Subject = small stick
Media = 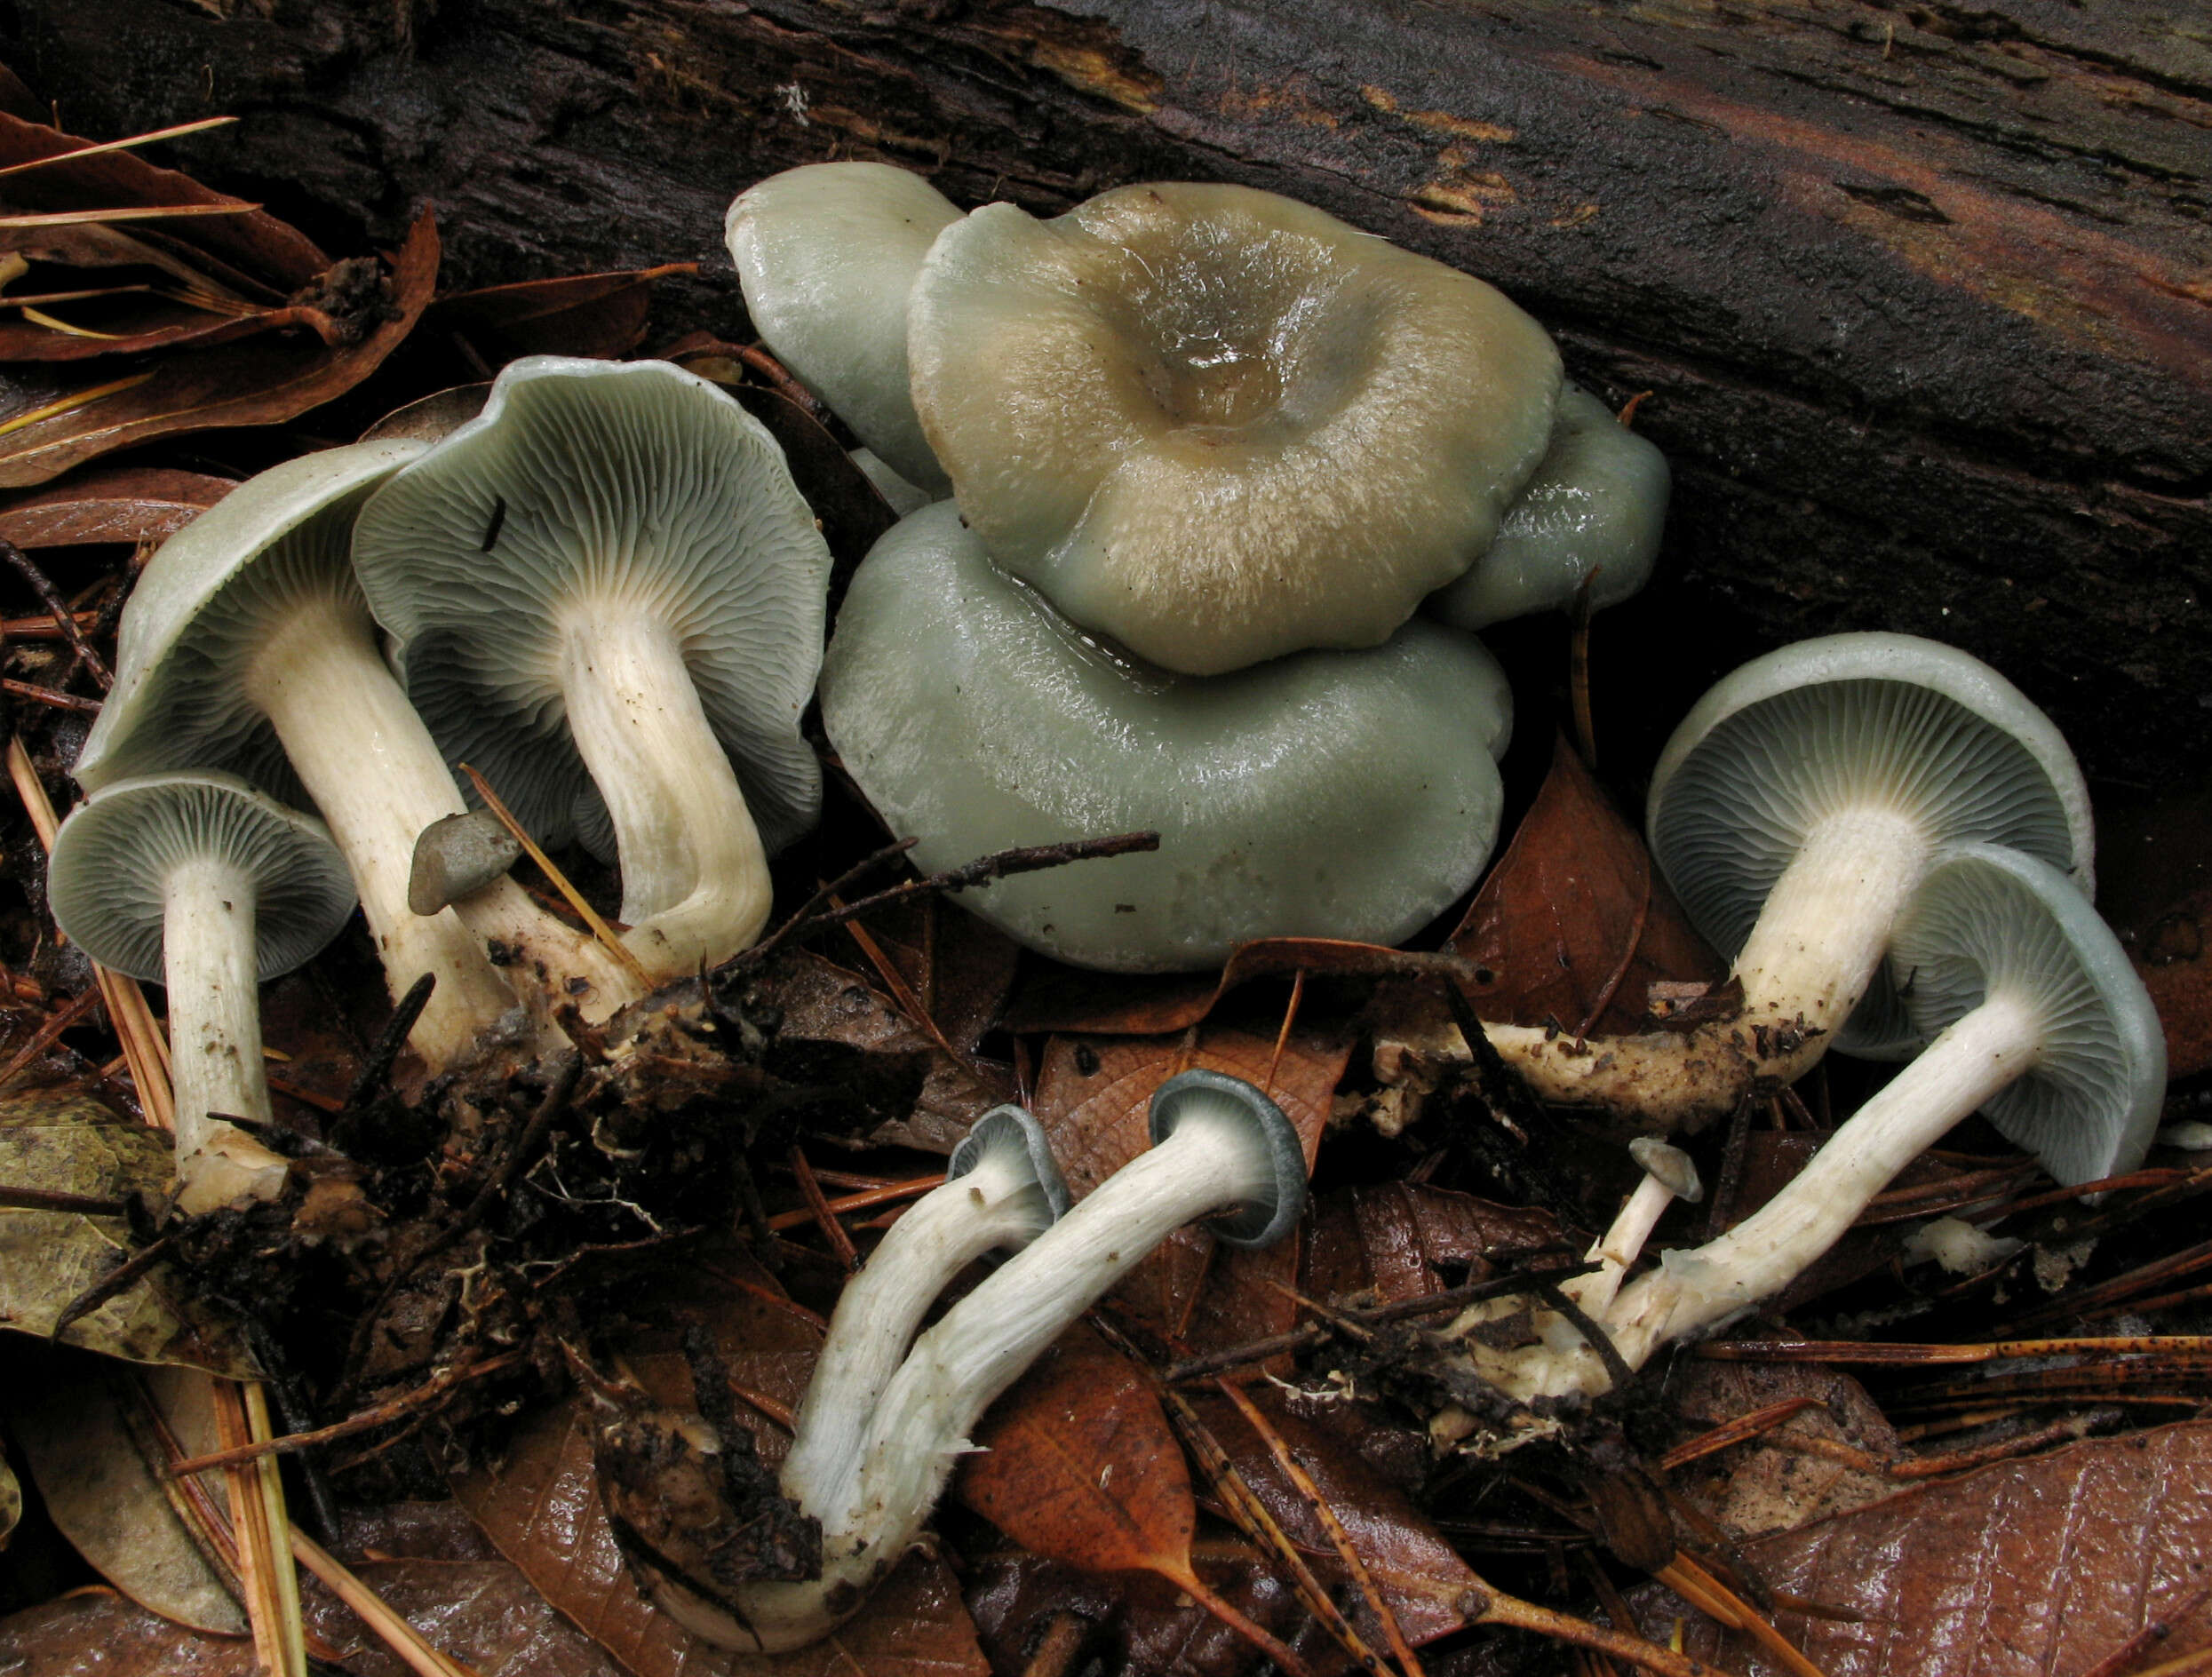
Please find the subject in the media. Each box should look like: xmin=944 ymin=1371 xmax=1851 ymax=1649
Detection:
xmin=0 ymin=983 xmax=105 ymax=1083
xmin=290 ymin=1529 xmax=476 ymax=1677
xmin=0 ymin=372 xmax=154 ymax=441
xmin=1263 ymin=968 xmax=1307 ymax=1096
xmin=458 ymin=763 xmax=651 ymax=990
xmin=1699 ymin=1336 xmax=2212 ymax=1367
xmin=0 ymin=203 xmax=262 ymax=227
xmin=0 ymin=677 xmax=101 ymax=713
xmin=765 ymin=1173 xmax=943 ymax=1231
xmin=210 ymin=1377 xmax=307 ymax=1677
xmin=340 ymin=972 xmax=436 ymax=1112
xmin=1658 ymin=1398 xmax=1824 ymax=1472
xmin=789 ymin=1145 xmax=860 ymax=1271
xmin=50 ymin=1231 xmax=174 ymax=1338
xmin=738 ymin=835 xmax=918 ymax=968
xmin=0 ymin=535 xmax=111 ymax=688
xmin=1655 ymin=1554 xmax=1828 ymax=1677
xmin=0 ymin=610 xmax=101 ymax=639
xmin=0 ymin=1183 xmax=126 ymax=1214
xmin=0 ymin=115 xmax=241 ymax=177
xmin=171 ymin=1350 xmax=529 ymax=1474
xmin=1466 ymin=1584 xmax=1734 ymax=1677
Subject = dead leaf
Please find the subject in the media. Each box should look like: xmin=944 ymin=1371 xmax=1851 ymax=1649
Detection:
xmin=356 ymin=381 xmax=490 ymax=446
xmin=0 ymin=1588 xmax=256 ymax=1676
xmin=8 ymin=1349 xmax=244 ymax=1634
xmin=1030 ymin=1025 xmax=1348 ymax=1345
xmin=1665 ymin=1358 xmax=1903 ymax=1536
xmin=0 ymin=1452 xmax=18 ymax=1549
xmin=1649 ymin=1418 xmax=2212 ymax=1675
xmin=0 ymin=208 xmax=438 ymax=487
xmin=431 ymin=266 xmax=695 ymax=362
xmin=1302 ymin=1181 xmax=1566 ymax=1311
xmin=1195 ymin=1387 xmax=1483 ymax=1648
xmin=0 ymin=464 xmax=232 ymax=548
xmin=453 ymin=1244 xmax=991 ymax=1677
xmin=1451 ymin=734 xmax=1724 ymax=1036
xmin=1007 ymin=937 xmax=1444 ymax=1037
xmin=851 ymin=898 xmax=1023 ymax=1060
xmin=0 ymin=1085 xmax=252 ymax=1372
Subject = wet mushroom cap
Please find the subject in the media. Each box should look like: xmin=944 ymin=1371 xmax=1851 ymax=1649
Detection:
xmin=1886 ymin=844 xmax=2164 ymax=1186
xmin=1429 ymin=385 xmax=1670 ymax=631
xmin=908 ymin=181 xmax=1562 ymax=674
xmin=726 ymin=163 xmax=961 ymax=493
xmin=819 ymin=501 xmax=1513 ymax=973
xmin=348 ymin=355 xmax=831 ymax=859
xmin=48 ymin=770 xmax=355 ymax=985
xmin=1647 ymin=632 xmax=2093 ymax=1058
xmin=1147 ymin=1069 xmax=1304 ymax=1248
xmin=73 ymin=439 xmax=426 ymax=799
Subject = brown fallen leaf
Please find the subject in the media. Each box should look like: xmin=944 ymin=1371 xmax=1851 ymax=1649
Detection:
xmin=1647 ymin=1418 xmax=2212 ymax=1675
xmin=1662 ymin=1356 xmax=1903 ymax=1538
xmin=453 ymin=1244 xmax=991 ymax=1677
xmin=0 ymin=464 xmax=232 ymax=548
xmin=0 ymin=207 xmax=438 ymax=487
xmin=1030 ymin=1024 xmax=1349 ymax=1346
xmin=957 ymin=1326 xmax=1308 ymax=1667
xmin=1451 ymin=733 xmax=1724 ymax=1036
xmin=1302 ymin=1180 xmax=1566 ymax=1310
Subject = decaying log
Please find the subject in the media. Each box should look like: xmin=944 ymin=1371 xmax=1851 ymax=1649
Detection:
xmin=5 ymin=0 xmax=2208 ymax=785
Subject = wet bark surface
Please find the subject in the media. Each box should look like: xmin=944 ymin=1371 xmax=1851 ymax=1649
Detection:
xmin=8 ymin=0 xmax=2209 ymax=788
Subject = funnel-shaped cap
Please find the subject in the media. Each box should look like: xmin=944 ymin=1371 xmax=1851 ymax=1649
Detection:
xmin=950 ymin=1104 xmax=1072 ymax=1223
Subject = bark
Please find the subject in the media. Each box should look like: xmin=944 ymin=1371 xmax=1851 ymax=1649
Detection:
xmin=7 ymin=0 xmax=2208 ymax=787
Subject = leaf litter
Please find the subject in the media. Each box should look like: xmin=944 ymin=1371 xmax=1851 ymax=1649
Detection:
xmin=0 ymin=80 xmax=2203 ymax=1677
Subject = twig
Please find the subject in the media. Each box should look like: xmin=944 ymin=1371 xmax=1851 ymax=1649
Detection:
xmin=0 ymin=983 xmax=105 ymax=1083
xmin=340 ymin=972 xmax=435 ymax=1113
xmin=0 ymin=676 xmax=100 ymax=712
xmin=765 ymin=1172 xmax=943 ymax=1231
xmin=0 ymin=115 xmax=240 ymax=177
xmin=0 ymin=203 xmax=261 ymax=227
xmin=0 ymin=1182 xmax=126 ymax=1215
xmin=0 ymin=373 xmax=154 ymax=441
xmin=0 ymin=535 xmax=111 ymax=688
xmin=789 ymin=1145 xmax=859 ymax=1271
xmin=50 ymin=1231 xmax=174 ymax=1339
xmin=1699 ymin=1336 xmax=2212 ymax=1367
xmin=458 ymin=762 xmax=650 ymax=990
xmin=290 ymin=1529 xmax=477 ymax=1677
xmin=210 ymin=1377 xmax=307 ymax=1677
xmin=737 ymin=836 xmax=917 ymax=968
xmin=1464 ymin=1587 xmax=1734 ymax=1677
xmin=1658 ymin=1399 xmax=1824 ymax=1472
xmin=171 ymin=1350 xmax=529 ymax=1474
xmin=1654 ymin=1554 xmax=1828 ymax=1677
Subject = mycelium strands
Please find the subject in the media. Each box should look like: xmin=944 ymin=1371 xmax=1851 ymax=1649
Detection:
xmin=1474 ymin=635 xmax=2093 ymax=1128
xmin=1474 ymin=846 xmax=2163 ymax=1403
xmin=48 ymin=773 xmax=354 ymax=1215
xmin=910 ymin=182 xmax=1562 ymax=674
xmin=70 ymin=443 xmax=638 ymax=1066
xmin=780 ymin=1105 xmax=1068 ymax=1530
xmin=352 ymin=357 xmax=832 ymax=984
xmin=820 ymin=502 xmax=1511 ymax=973
xmin=1429 ymin=385 xmax=1671 ymax=631
xmin=671 ymin=1072 xmax=1305 ymax=1651
xmin=726 ymin=163 xmax=961 ymax=492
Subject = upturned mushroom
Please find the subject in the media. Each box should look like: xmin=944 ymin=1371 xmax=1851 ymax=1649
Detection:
xmin=1481 ymin=633 xmax=2093 ymax=1125
xmin=907 ymin=180 xmax=1562 ymax=674
xmin=779 ymin=1105 xmax=1069 ymax=1528
xmin=1428 ymin=385 xmax=1670 ymax=631
xmin=820 ymin=501 xmax=1513 ymax=972
xmin=73 ymin=441 xmax=642 ymax=1068
xmin=725 ymin=162 xmax=962 ymax=493
xmin=656 ymin=1070 xmax=1307 ymax=1650
xmin=350 ymin=356 xmax=835 ymax=982
xmin=48 ymin=771 xmax=354 ymax=1213
xmin=1471 ymin=846 xmax=2162 ymax=1402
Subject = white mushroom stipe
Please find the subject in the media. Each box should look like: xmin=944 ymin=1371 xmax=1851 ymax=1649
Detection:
xmin=1566 ymin=1137 xmax=1700 ymax=1319
xmin=1477 ymin=634 xmax=2094 ymax=1126
xmin=779 ymin=1106 xmax=1069 ymax=1530
xmin=48 ymin=773 xmax=354 ymax=1214
xmin=351 ymin=356 xmax=834 ymax=983
xmin=74 ymin=441 xmax=642 ymax=1067
xmin=1471 ymin=846 xmax=2162 ymax=1403
xmin=665 ymin=1070 xmax=1305 ymax=1650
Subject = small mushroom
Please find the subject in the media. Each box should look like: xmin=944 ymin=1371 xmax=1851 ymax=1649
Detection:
xmin=1428 ymin=385 xmax=1670 ymax=631
xmin=73 ymin=441 xmax=642 ymax=1067
xmin=1566 ymin=1137 xmax=1702 ymax=1318
xmin=1484 ymin=633 xmax=2093 ymax=1124
xmin=725 ymin=162 xmax=962 ymax=492
xmin=819 ymin=502 xmax=1512 ymax=972
xmin=907 ymin=181 xmax=1562 ymax=674
xmin=1514 ymin=846 xmax=2162 ymax=1398
xmin=350 ymin=356 xmax=834 ymax=981
xmin=48 ymin=772 xmax=354 ymax=1213
xmin=779 ymin=1105 xmax=1069 ymax=1529
xmin=669 ymin=1069 xmax=1307 ymax=1650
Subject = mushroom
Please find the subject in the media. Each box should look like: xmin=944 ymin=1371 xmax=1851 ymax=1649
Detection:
xmin=819 ymin=501 xmax=1513 ymax=972
xmin=1428 ymin=385 xmax=1670 ymax=631
xmin=780 ymin=1104 xmax=1069 ymax=1526
xmin=1482 ymin=845 xmax=2163 ymax=1401
xmin=73 ymin=441 xmax=642 ymax=1068
xmin=1566 ymin=1137 xmax=1701 ymax=1318
xmin=48 ymin=772 xmax=354 ymax=1214
xmin=664 ymin=1069 xmax=1307 ymax=1650
xmin=906 ymin=180 xmax=1562 ymax=675
xmin=349 ymin=355 xmax=835 ymax=982
xmin=1481 ymin=633 xmax=2093 ymax=1125
xmin=725 ymin=162 xmax=962 ymax=492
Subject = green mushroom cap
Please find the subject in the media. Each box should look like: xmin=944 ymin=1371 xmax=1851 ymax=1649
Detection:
xmin=820 ymin=501 xmax=1512 ymax=973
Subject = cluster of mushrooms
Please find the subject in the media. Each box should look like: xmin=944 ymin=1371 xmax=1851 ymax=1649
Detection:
xmin=36 ymin=158 xmax=2163 ymax=1649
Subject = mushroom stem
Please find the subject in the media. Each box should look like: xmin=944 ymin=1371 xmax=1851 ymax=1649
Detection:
xmin=780 ymin=1129 xmax=1060 ymax=1525
xmin=246 ymin=595 xmax=639 ymax=1064
xmin=160 ymin=854 xmax=290 ymax=1214
xmin=1481 ymin=808 xmax=1930 ymax=1125
xmin=1493 ymin=990 xmax=2041 ymax=1402
xmin=558 ymin=611 xmax=773 ymax=979
xmin=1568 ymin=1173 xmax=1675 ymax=1320
xmin=709 ymin=1093 xmax=1288 ymax=1651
